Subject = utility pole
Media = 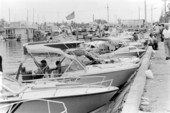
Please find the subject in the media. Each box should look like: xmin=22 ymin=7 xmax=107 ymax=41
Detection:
xmin=151 ymin=5 xmax=153 ymax=25
xmin=164 ymin=0 xmax=167 ymax=22
xmin=38 ymin=14 xmax=39 ymax=24
xmin=107 ymin=4 xmax=109 ymax=23
xmin=14 ymin=15 xmax=16 ymax=22
xmin=9 ymin=8 xmax=10 ymax=23
xmin=138 ymin=7 xmax=140 ymax=20
xmin=33 ymin=8 xmax=34 ymax=25
xmin=27 ymin=9 xmax=29 ymax=26
xmin=144 ymin=0 xmax=147 ymax=23
xmin=93 ymin=14 xmax=94 ymax=22
xmin=57 ymin=12 xmax=59 ymax=23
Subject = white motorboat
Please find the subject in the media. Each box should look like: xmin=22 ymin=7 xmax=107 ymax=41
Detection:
xmin=99 ymin=45 xmax=146 ymax=58
xmin=23 ymin=40 xmax=84 ymax=55
xmin=0 ymin=77 xmax=118 ymax=113
xmin=16 ymin=45 xmax=139 ymax=87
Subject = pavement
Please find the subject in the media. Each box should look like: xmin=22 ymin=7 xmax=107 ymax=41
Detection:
xmin=142 ymin=42 xmax=170 ymax=113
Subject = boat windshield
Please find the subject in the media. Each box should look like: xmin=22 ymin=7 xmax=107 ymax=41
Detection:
xmin=15 ymin=53 xmax=84 ymax=82
xmin=1 ymin=99 xmax=67 ymax=113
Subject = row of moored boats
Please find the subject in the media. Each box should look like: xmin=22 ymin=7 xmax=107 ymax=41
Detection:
xmin=0 ymin=33 xmax=148 ymax=113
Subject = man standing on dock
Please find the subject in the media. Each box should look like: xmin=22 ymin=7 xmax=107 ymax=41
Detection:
xmin=162 ymin=25 xmax=170 ymax=60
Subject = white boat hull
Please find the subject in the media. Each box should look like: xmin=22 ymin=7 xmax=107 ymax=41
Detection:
xmin=81 ymin=67 xmax=137 ymax=87
xmin=1 ymin=87 xmax=117 ymax=113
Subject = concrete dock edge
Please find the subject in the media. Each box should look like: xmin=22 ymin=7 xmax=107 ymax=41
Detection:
xmin=121 ymin=47 xmax=153 ymax=113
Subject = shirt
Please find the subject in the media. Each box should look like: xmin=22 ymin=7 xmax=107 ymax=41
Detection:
xmin=155 ymin=26 xmax=160 ymax=34
xmin=163 ymin=29 xmax=170 ymax=39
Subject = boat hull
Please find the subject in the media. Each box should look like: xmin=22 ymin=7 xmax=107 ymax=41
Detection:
xmin=5 ymin=90 xmax=116 ymax=113
xmin=114 ymin=51 xmax=145 ymax=58
xmin=23 ymin=41 xmax=83 ymax=54
xmin=79 ymin=67 xmax=137 ymax=87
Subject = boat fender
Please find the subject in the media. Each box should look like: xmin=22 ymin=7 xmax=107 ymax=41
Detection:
xmin=145 ymin=70 xmax=154 ymax=79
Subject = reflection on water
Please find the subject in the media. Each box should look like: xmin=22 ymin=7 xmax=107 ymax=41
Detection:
xmin=0 ymin=40 xmax=28 ymax=73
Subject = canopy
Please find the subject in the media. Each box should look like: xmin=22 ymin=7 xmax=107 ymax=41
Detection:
xmin=84 ymin=41 xmax=110 ymax=51
xmin=92 ymin=37 xmax=127 ymax=46
xmin=114 ymin=46 xmax=145 ymax=54
xmin=24 ymin=44 xmax=76 ymax=60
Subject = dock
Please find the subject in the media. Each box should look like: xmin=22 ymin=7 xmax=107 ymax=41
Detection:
xmin=92 ymin=42 xmax=170 ymax=113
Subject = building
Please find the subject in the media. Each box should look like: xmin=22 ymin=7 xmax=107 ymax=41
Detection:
xmin=4 ymin=21 xmax=37 ymax=39
xmin=119 ymin=19 xmax=145 ymax=28
xmin=4 ymin=27 xmax=36 ymax=39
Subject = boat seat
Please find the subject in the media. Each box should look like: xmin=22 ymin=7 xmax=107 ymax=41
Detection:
xmin=51 ymin=65 xmax=69 ymax=77
xmin=22 ymin=74 xmax=44 ymax=81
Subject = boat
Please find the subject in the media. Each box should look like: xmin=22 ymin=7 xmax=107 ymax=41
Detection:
xmin=23 ymin=40 xmax=84 ymax=54
xmin=18 ymin=44 xmax=139 ymax=87
xmin=82 ymin=37 xmax=127 ymax=54
xmin=79 ymin=37 xmax=145 ymax=57
xmin=97 ymin=45 xmax=146 ymax=58
xmin=111 ymin=45 xmax=146 ymax=58
xmin=0 ymin=77 xmax=118 ymax=113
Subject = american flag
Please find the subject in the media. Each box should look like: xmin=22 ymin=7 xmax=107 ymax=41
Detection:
xmin=66 ymin=11 xmax=75 ymax=20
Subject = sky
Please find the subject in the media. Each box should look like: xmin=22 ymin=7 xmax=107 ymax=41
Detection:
xmin=0 ymin=0 xmax=168 ymax=23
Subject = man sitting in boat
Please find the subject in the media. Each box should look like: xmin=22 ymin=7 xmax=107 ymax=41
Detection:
xmin=34 ymin=60 xmax=50 ymax=78
xmin=50 ymin=61 xmax=62 ymax=77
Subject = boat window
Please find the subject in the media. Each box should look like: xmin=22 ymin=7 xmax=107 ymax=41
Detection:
xmin=66 ymin=61 xmax=84 ymax=72
xmin=20 ymin=54 xmax=65 ymax=80
xmin=11 ymin=100 xmax=66 ymax=113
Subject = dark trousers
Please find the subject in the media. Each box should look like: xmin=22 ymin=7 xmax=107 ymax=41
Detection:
xmin=160 ymin=33 xmax=164 ymax=42
xmin=152 ymin=42 xmax=158 ymax=50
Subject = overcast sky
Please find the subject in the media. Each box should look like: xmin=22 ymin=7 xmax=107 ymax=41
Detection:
xmin=0 ymin=0 xmax=167 ymax=23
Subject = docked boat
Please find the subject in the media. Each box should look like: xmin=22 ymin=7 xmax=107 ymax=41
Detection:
xmin=99 ymin=45 xmax=146 ymax=58
xmin=0 ymin=77 xmax=118 ymax=113
xmin=23 ymin=40 xmax=84 ymax=54
xmin=82 ymin=37 xmax=127 ymax=54
xmin=78 ymin=37 xmax=145 ymax=58
xmin=18 ymin=45 xmax=139 ymax=87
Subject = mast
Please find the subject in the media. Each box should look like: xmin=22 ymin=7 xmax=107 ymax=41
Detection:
xmin=107 ymin=4 xmax=109 ymax=23
xmin=164 ymin=0 xmax=167 ymax=22
xmin=27 ymin=9 xmax=29 ymax=26
xmin=93 ymin=14 xmax=94 ymax=22
xmin=33 ymin=8 xmax=34 ymax=25
xmin=9 ymin=8 xmax=10 ymax=23
xmin=138 ymin=7 xmax=140 ymax=20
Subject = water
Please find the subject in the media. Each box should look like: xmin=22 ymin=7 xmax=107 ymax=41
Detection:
xmin=0 ymin=39 xmax=72 ymax=74
xmin=0 ymin=40 xmax=28 ymax=73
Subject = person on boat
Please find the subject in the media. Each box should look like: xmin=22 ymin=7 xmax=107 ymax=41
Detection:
xmin=50 ymin=61 xmax=62 ymax=77
xmin=0 ymin=56 xmax=3 ymax=72
xmin=132 ymin=32 xmax=138 ymax=41
xmin=48 ymin=37 xmax=53 ymax=42
xmin=34 ymin=60 xmax=50 ymax=78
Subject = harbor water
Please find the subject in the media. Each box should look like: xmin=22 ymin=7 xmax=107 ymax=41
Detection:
xmin=0 ymin=40 xmax=28 ymax=73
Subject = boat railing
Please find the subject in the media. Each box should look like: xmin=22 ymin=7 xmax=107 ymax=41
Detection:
xmin=21 ymin=75 xmax=106 ymax=86
xmin=84 ymin=79 xmax=114 ymax=93
xmin=49 ymin=78 xmax=114 ymax=95
xmin=23 ymin=77 xmax=112 ymax=95
xmin=0 ymin=99 xmax=67 ymax=113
